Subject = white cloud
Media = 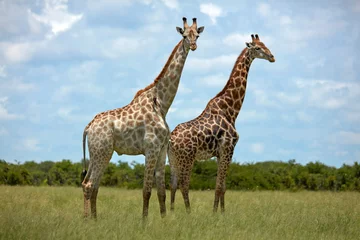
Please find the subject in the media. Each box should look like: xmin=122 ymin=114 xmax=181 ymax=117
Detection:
xmin=223 ymin=33 xmax=274 ymax=50
xmin=53 ymin=83 xmax=104 ymax=101
xmin=199 ymin=73 xmax=227 ymax=87
xmin=277 ymin=148 xmax=293 ymax=156
xmin=0 ymin=79 xmax=36 ymax=93
xmin=295 ymin=79 xmax=360 ymax=110
xmin=178 ymin=82 xmax=192 ymax=94
xmin=3 ymin=42 xmax=36 ymax=63
xmin=257 ymin=3 xmax=271 ymax=17
xmin=355 ymin=0 xmax=360 ymax=12
xmin=257 ymin=3 xmax=293 ymax=27
xmin=57 ymin=106 xmax=75 ymax=120
xmin=296 ymin=111 xmax=312 ymax=123
xmin=187 ymin=54 xmax=237 ymax=71
xmin=0 ymin=127 xmax=8 ymax=136
xmin=335 ymin=151 xmax=348 ymax=157
xmin=0 ymin=97 xmax=23 ymax=120
xmin=102 ymin=37 xmax=151 ymax=59
xmin=161 ymin=0 xmax=179 ymax=10
xmin=238 ymin=110 xmax=268 ymax=122
xmin=53 ymin=61 xmax=105 ymax=101
xmin=67 ymin=61 xmax=102 ymax=82
xmin=332 ymin=131 xmax=360 ymax=145
xmin=200 ymin=3 xmax=223 ymax=24
xmin=23 ymin=138 xmax=41 ymax=151
xmin=250 ymin=143 xmax=264 ymax=154
xmin=29 ymin=0 xmax=83 ymax=38
xmin=280 ymin=15 xmax=292 ymax=25
xmin=345 ymin=112 xmax=360 ymax=123
xmin=252 ymin=89 xmax=278 ymax=108
xmin=307 ymin=57 xmax=326 ymax=69
xmin=256 ymin=3 xmax=347 ymax=54
xmin=0 ymin=66 xmax=6 ymax=78
xmin=174 ymin=107 xmax=203 ymax=120
xmin=168 ymin=107 xmax=177 ymax=113
xmin=223 ymin=33 xmax=250 ymax=47
xmin=86 ymin=0 xmax=133 ymax=12
xmin=275 ymin=92 xmax=302 ymax=105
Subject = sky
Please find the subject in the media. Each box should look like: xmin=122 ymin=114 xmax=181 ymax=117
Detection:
xmin=0 ymin=0 xmax=359 ymax=168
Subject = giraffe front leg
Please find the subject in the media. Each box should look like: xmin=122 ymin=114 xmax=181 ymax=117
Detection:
xmin=155 ymin=146 xmax=167 ymax=217
xmin=213 ymin=150 xmax=233 ymax=213
xmin=142 ymin=153 xmax=157 ymax=218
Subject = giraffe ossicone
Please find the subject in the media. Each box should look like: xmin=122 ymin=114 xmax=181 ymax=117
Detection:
xmin=168 ymin=34 xmax=275 ymax=213
xmin=81 ymin=17 xmax=204 ymax=219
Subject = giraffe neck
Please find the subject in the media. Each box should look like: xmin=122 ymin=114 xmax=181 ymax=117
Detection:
xmin=154 ymin=40 xmax=189 ymax=117
xmin=206 ymin=48 xmax=254 ymax=124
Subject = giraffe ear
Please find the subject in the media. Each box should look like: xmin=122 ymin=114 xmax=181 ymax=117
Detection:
xmin=197 ymin=26 xmax=205 ymax=34
xmin=245 ymin=42 xmax=252 ymax=48
xmin=176 ymin=27 xmax=184 ymax=35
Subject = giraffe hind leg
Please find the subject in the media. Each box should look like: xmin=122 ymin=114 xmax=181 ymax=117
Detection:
xmin=82 ymin=166 xmax=92 ymax=218
xmin=170 ymin=167 xmax=178 ymax=211
xmin=87 ymin=153 xmax=113 ymax=218
xmin=178 ymin=161 xmax=193 ymax=213
xmin=155 ymin=146 xmax=167 ymax=217
xmin=168 ymin=151 xmax=178 ymax=211
xmin=213 ymin=152 xmax=232 ymax=213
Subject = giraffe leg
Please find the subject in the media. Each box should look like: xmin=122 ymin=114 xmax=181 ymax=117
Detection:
xmin=170 ymin=165 xmax=178 ymax=211
xmin=90 ymin=187 xmax=99 ymax=218
xmin=82 ymin=164 xmax=93 ymax=218
xmin=179 ymin=163 xmax=193 ymax=213
xmin=142 ymin=152 xmax=157 ymax=218
xmin=87 ymin=159 xmax=111 ymax=218
xmin=83 ymin=190 xmax=91 ymax=218
xmin=155 ymin=146 xmax=167 ymax=217
xmin=213 ymin=151 xmax=232 ymax=213
xmin=85 ymin=134 xmax=114 ymax=219
xmin=168 ymin=150 xmax=178 ymax=211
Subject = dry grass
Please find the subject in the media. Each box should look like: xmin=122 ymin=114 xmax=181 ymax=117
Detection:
xmin=0 ymin=186 xmax=359 ymax=240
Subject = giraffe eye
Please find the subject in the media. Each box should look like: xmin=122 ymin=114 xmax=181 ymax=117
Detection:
xmin=255 ymin=47 xmax=261 ymax=50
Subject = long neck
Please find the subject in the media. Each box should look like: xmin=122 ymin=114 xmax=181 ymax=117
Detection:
xmin=154 ymin=40 xmax=189 ymax=117
xmin=205 ymin=48 xmax=254 ymax=124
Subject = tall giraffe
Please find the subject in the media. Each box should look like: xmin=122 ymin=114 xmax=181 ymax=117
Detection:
xmin=168 ymin=34 xmax=275 ymax=213
xmin=81 ymin=18 xmax=205 ymax=218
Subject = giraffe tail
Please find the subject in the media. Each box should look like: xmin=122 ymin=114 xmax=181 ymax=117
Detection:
xmin=81 ymin=127 xmax=88 ymax=182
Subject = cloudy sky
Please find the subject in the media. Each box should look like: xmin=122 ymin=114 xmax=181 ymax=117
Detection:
xmin=0 ymin=0 xmax=359 ymax=167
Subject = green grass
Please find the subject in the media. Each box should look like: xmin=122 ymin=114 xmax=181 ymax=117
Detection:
xmin=0 ymin=186 xmax=359 ymax=240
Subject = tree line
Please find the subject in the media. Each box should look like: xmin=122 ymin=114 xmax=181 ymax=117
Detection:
xmin=1 ymin=159 xmax=360 ymax=191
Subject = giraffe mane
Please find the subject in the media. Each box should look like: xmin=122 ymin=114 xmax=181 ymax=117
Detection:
xmin=131 ymin=40 xmax=183 ymax=101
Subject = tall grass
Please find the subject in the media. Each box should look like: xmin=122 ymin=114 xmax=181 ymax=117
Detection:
xmin=0 ymin=186 xmax=359 ymax=240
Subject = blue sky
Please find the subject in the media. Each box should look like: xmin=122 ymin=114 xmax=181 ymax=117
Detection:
xmin=0 ymin=0 xmax=359 ymax=167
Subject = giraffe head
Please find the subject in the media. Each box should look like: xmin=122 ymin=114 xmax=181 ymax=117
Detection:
xmin=245 ymin=34 xmax=275 ymax=62
xmin=176 ymin=17 xmax=204 ymax=51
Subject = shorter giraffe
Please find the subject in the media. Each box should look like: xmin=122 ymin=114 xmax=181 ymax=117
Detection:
xmin=81 ymin=18 xmax=204 ymax=219
xmin=168 ymin=34 xmax=275 ymax=213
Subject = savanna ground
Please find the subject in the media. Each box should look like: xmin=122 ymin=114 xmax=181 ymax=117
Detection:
xmin=0 ymin=186 xmax=359 ymax=240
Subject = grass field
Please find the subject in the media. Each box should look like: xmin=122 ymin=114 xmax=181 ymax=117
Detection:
xmin=0 ymin=186 xmax=359 ymax=240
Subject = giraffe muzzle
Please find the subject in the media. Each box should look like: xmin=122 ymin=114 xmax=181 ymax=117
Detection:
xmin=269 ymin=54 xmax=275 ymax=62
xmin=190 ymin=44 xmax=197 ymax=51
